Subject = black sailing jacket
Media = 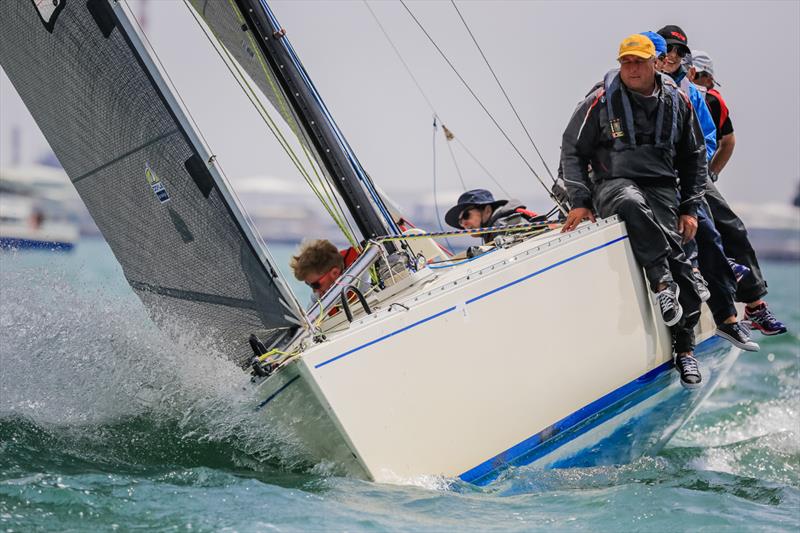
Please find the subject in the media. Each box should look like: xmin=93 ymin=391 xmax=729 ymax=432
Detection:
xmin=560 ymin=70 xmax=707 ymax=217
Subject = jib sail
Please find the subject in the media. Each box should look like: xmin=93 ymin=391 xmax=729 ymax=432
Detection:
xmin=0 ymin=0 xmax=305 ymax=366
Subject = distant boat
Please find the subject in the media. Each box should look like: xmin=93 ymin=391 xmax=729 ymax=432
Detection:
xmin=730 ymin=202 xmax=800 ymax=262
xmin=0 ymin=166 xmax=80 ymax=251
xmin=0 ymin=0 xmax=741 ymax=484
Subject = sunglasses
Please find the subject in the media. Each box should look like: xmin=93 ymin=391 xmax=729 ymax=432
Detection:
xmin=305 ymin=271 xmax=330 ymax=291
xmin=667 ymin=44 xmax=688 ymax=58
xmin=458 ymin=206 xmax=478 ymax=222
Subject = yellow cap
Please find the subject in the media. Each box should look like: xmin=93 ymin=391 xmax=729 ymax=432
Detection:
xmin=617 ymin=34 xmax=655 ymax=60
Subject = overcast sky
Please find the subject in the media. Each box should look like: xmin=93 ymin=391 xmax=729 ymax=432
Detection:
xmin=1 ymin=0 xmax=798 ymax=211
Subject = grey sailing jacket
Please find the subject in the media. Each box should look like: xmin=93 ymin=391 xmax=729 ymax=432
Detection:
xmin=560 ymin=70 xmax=707 ymax=217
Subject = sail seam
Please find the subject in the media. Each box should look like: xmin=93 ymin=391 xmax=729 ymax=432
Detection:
xmin=71 ymin=129 xmax=180 ymax=184
xmin=129 ymin=279 xmax=261 ymax=310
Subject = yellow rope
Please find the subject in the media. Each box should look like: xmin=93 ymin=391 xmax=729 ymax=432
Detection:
xmin=186 ymin=0 xmax=358 ymax=246
xmin=225 ymin=0 xmax=358 ymax=248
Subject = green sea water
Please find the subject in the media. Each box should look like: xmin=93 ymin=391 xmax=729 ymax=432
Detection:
xmin=1 ymin=239 xmax=798 ymax=532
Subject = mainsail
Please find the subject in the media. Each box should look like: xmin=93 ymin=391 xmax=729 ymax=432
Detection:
xmin=0 ymin=0 xmax=305 ymax=365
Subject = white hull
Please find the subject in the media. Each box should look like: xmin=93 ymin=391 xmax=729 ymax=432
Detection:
xmin=252 ymin=218 xmax=737 ymax=484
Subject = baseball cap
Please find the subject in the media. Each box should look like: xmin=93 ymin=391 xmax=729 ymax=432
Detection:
xmin=618 ymin=34 xmax=656 ymax=60
xmin=640 ymin=31 xmax=667 ymax=57
xmin=692 ymin=50 xmax=721 ymax=85
xmin=657 ymin=25 xmax=690 ymax=53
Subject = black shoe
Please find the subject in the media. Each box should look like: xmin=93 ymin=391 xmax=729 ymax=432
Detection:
xmin=656 ymin=283 xmax=683 ymax=327
xmin=692 ymin=270 xmax=711 ymax=302
xmin=674 ymin=354 xmax=702 ymax=390
xmin=716 ymin=322 xmax=760 ymax=352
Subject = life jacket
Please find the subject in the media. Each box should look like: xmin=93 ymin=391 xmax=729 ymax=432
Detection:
xmin=514 ymin=207 xmax=538 ymax=219
xmin=328 ymin=246 xmax=362 ymax=317
xmin=339 ymin=246 xmax=359 ymax=269
xmin=706 ymin=88 xmax=729 ymax=131
xmin=601 ymin=70 xmax=680 ymax=179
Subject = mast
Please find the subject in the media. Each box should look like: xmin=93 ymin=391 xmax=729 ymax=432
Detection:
xmin=233 ymin=0 xmax=396 ymax=244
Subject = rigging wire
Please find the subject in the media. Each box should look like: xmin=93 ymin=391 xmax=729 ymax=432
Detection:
xmin=364 ymin=0 xmax=512 ymax=228
xmin=431 ymin=117 xmax=455 ymax=251
xmin=452 ymin=136 xmax=510 ymax=198
xmin=442 ymin=126 xmax=467 ymax=191
xmin=450 ymin=0 xmax=557 ymax=186
xmin=363 ymin=0 xmax=437 ymax=116
xmin=259 ymin=0 xmax=401 ymax=237
xmin=398 ymin=0 xmax=567 ymax=213
xmin=181 ymin=0 xmax=360 ymax=247
xmin=225 ymin=0 xmax=361 ymax=246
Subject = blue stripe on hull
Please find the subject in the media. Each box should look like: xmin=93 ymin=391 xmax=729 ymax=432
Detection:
xmin=460 ymin=336 xmax=736 ymax=486
xmin=0 ymin=237 xmax=74 ymax=251
xmin=315 ymin=235 xmax=629 ymax=369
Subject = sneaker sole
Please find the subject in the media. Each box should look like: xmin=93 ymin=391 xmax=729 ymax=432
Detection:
xmin=715 ymin=329 xmax=760 ymax=352
xmin=679 ymin=379 xmax=702 ymax=390
xmin=745 ymin=321 xmax=788 ymax=336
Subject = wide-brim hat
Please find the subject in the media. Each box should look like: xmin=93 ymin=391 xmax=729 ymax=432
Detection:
xmin=444 ymin=189 xmax=507 ymax=229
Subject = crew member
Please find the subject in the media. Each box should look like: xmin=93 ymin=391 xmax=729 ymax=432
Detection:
xmin=688 ymin=50 xmax=787 ymax=335
xmin=560 ymin=34 xmax=705 ymax=388
xmin=649 ymin=28 xmax=757 ymax=350
xmin=445 ymin=188 xmax=539 ymax=243
xmin=290 ymin=239 xmax=362 ymax=305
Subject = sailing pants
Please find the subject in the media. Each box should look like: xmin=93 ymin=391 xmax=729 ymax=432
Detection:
xmin=683 ymin=201 xmax=738 ymax=325
xmin=704 ymin=180 xmax=768 ymax=303
xmin=594 ymin=178 xmax=701 ymax=353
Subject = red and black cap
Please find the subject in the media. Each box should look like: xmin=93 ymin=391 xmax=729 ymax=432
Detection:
xmin=657 ymin=25 xmax=689 ymax=53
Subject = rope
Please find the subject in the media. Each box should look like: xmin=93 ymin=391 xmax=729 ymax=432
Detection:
xmin=398 ymin=0 xmax=567 ymax=213
xmin=225 ymin=0 xmax=360 ymax=247
xmin=183 ymin=0 xmax=360 ymax=247
xmin=450 ymin=0 xmax=557 ymax=186
xmin=259 ymin=0 xmax=401 ymax=236
xmin=374 ymin=221 xmax=560 ymax=242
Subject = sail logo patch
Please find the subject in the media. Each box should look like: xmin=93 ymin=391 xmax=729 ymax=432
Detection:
xmin=145 ymin=163 xmax=170 ymax=204
xmin=31 ymin=0 xmax=66 ymax=32
xmin=609 ymin=118 xmax=625 ymax=139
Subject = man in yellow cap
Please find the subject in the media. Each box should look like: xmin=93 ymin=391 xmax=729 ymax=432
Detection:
xmin=559 ymin=34 xmax=708 ymax=389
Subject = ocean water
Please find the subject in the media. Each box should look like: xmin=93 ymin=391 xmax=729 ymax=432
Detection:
xmin=1 ymin=239 xmax=798 ymax=532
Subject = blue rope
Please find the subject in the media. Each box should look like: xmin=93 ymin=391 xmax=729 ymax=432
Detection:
xmin=428 ymin=247 xmax=498 ymax=269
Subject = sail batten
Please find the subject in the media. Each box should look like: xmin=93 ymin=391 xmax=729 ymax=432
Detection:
xmin=0 ymin=0 xmax=303 ymax=365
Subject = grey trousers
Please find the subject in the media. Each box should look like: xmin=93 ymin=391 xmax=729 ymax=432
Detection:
xmin=594 ymin=178 xmax=701 ymax=353
xmin=705 ymin=180 xmax=768 ymax=302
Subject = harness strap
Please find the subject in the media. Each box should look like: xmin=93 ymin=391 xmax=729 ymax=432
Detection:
xmin=708 ymin=88 xmax=729 ymax=130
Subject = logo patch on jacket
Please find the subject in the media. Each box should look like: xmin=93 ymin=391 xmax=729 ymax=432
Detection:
xmin=609 ymin=118 xmax=624 ymax=138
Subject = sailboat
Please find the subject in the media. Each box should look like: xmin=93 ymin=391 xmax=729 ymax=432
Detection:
xmin=0 ymin=0 xmax=740 ymax=485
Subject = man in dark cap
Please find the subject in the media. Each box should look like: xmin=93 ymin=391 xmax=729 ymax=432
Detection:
xmin=688 ymin=50 xmax=787 ymax=336
xmin=560 ymin=34 xmax=706 ymax=389
xmin=652 ymin=26 xmax=759 ymax=350
xmin=445 ymin=189 xmax=538 ymax=244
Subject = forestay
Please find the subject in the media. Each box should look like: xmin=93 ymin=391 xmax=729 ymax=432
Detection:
xmin=188 ymin=0 xmax=316 ymax=155
xmin=0 ymin=0 xmax=304 ymax=366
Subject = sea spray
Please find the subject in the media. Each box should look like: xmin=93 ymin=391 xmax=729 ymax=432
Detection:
xmin=0 ymin=251 xmax=327 ymax=475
